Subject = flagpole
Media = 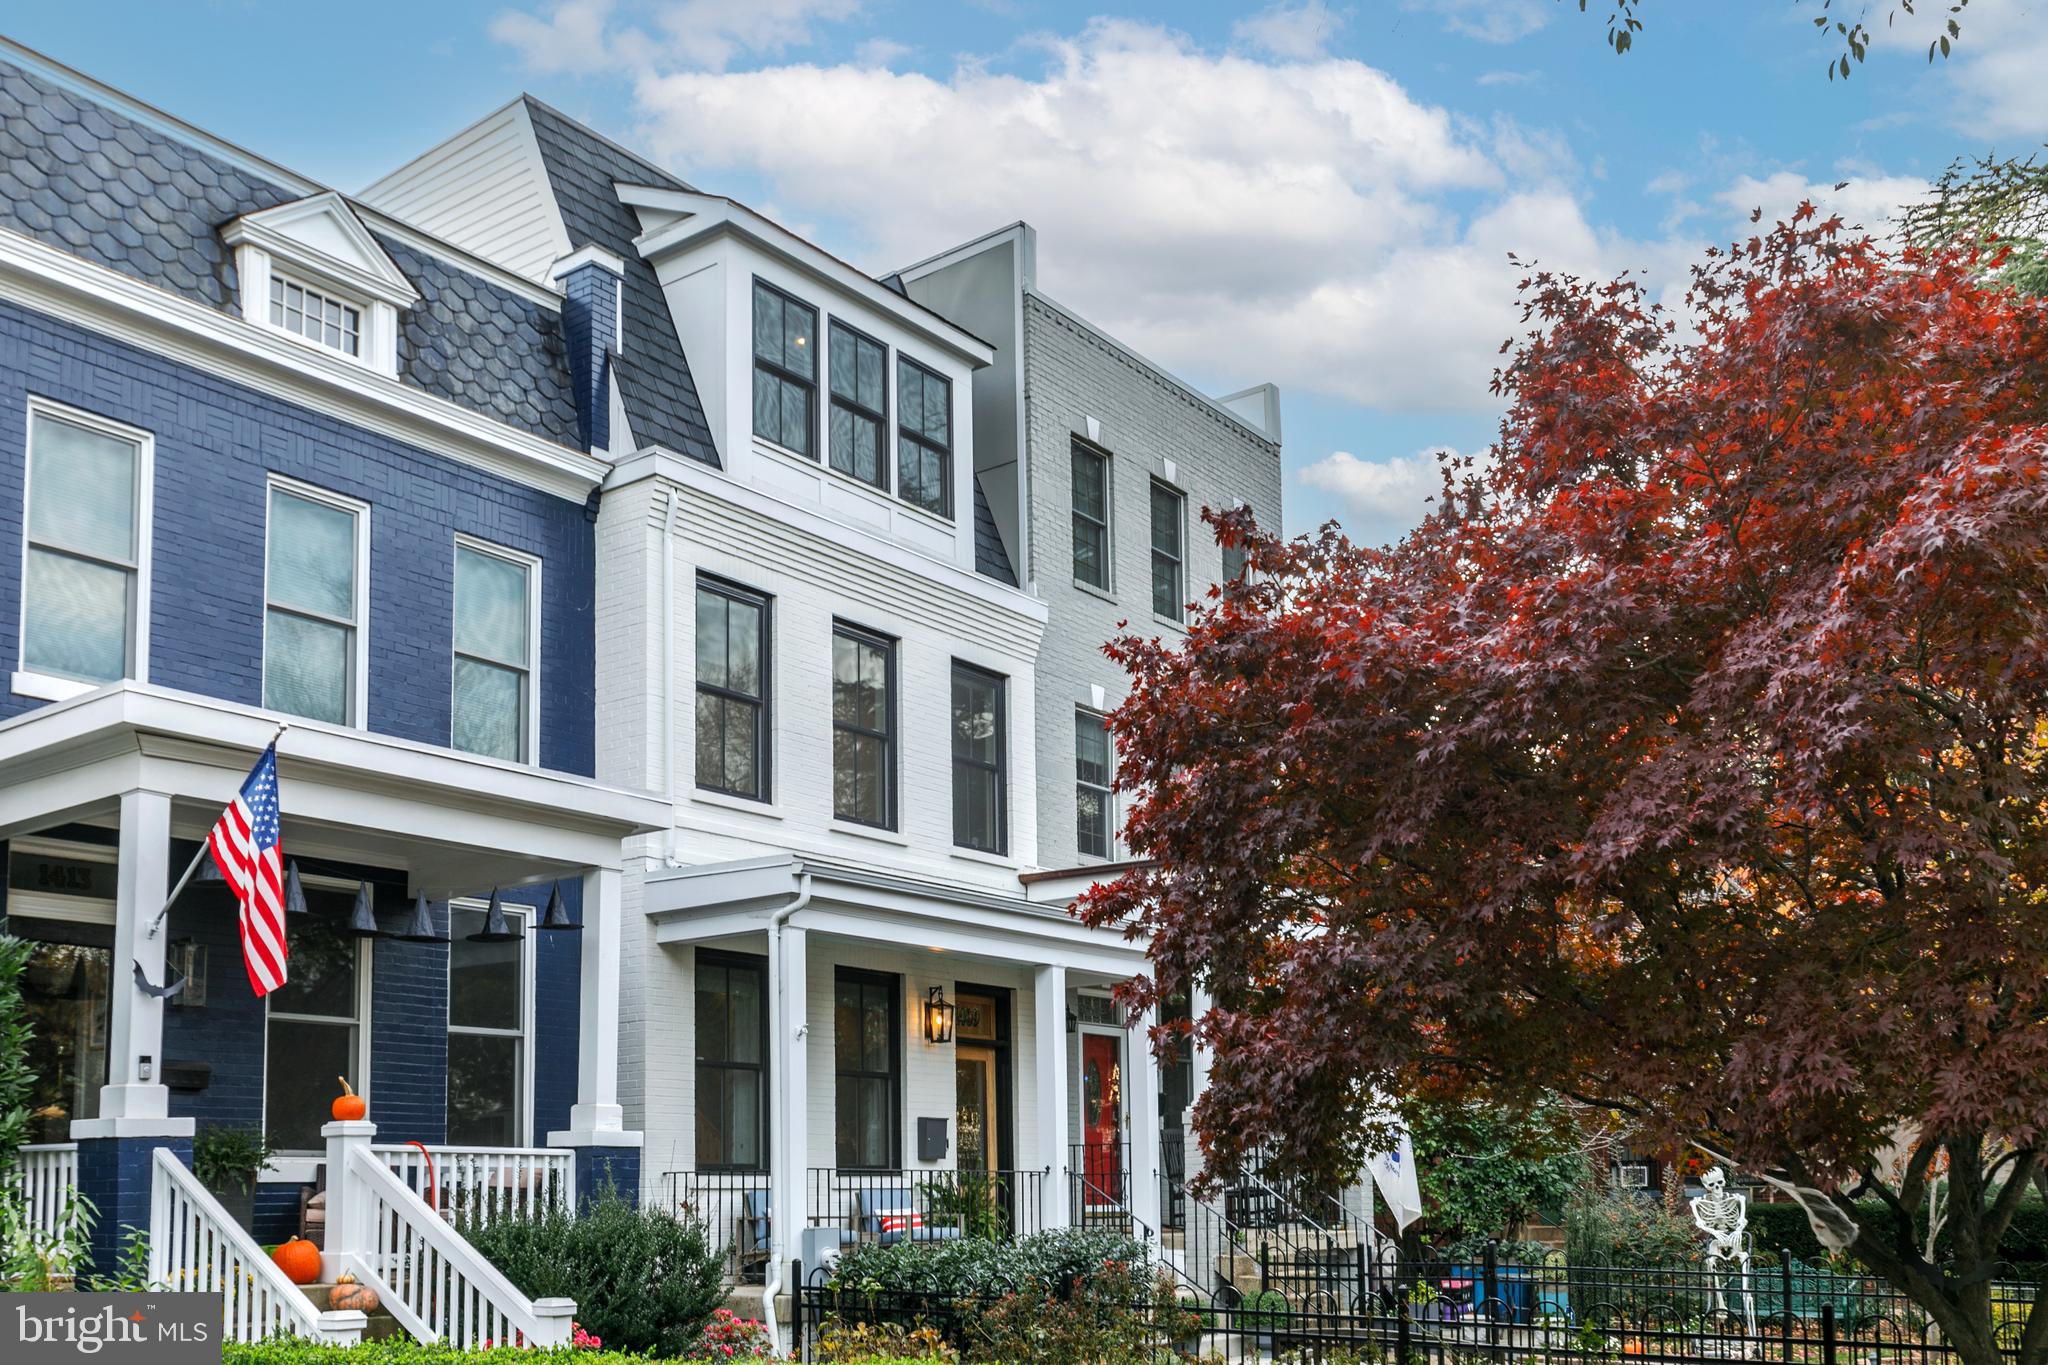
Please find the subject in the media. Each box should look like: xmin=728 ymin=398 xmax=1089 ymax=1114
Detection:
xmin=145 ymin=719 xmax=290 ymax=940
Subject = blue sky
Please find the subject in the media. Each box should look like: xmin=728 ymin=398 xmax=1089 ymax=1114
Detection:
xmin=10 ymin=1 xmax=2044 ymax=542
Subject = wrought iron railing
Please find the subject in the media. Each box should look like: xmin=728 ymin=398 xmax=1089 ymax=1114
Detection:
xmin=1071 ymin=1139 xmax=1131 ymax=1219
xmin=664 ymin=1168 xmax=772 ymax=1280
xmin=807 ymin=1166 xmax=1045 ymax=1244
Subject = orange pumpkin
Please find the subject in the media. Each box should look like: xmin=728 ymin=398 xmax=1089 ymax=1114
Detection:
xmin=272 ymin=1236 xmax=321 ymax=1285
xmin=329 ymin=1271 xmax=379 ymax=1314
xmin=331 ymin=1076 xmax=366 ymax=1122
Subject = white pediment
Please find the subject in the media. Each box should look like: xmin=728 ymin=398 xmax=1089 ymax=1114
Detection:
xmin=221 ymin=191 xmax=420 ymax=309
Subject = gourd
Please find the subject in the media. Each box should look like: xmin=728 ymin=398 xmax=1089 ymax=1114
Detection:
xmin=330 ymin=1076 xmax=367 ymax=1122
xmin=329 ymin=1271 xmax=380 ymax=1313
xmin=272 ymin=1236 xmax=321 ymax=1285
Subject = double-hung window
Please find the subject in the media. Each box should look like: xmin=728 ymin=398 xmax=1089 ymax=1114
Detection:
xmin=697 ymin=951 xmax=767 ymax=1170
xmin=951 ymin=662 xmax=1007 ymax=855
xmin=1076 ymin=710 xmax=1114 ymax=860
xmin=895 ymin=357 xmax=951 ymax=517
xmin=828 ymin=322 xmax=888 ymax=489
xmin=834 ymin=968 xmax=899 ymax=1169
xmin=447 ymin=901 xmax=529 ymax=1146
xmin=831 ymin=623 xmax=895 ymax=828
xmin=695 ymin=578 xmax=771 ymax=801
xmin=1071 ymin=442 xmax=1110 ymax=590
xmin=264 ymin=482 xmax=364 ymax=726
xmin=1150 ymin=481 xmax=1185 ymax=622
xmin=452 ymin=540 xmax=536 ymax=762
xmin=265 ymin=887 xmax=364 ymax=1152
xmin=752 ymin=281 xmax=817 ymax=457
xmin=20 ymin=405 xmax=148 ymax=686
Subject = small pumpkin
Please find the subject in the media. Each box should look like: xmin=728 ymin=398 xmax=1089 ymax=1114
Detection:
xmin=330 ymin=1076 xmax=366 ymax=1122
xmin=329 ymin=1270 xmax=380 ymax=1314
xmin=272 ymin=1236 xmax=321 ymax=1285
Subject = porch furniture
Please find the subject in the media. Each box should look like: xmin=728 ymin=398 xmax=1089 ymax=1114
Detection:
xmin=736 ymin=1190 xmax=772 ymax=1282
xmin=857 ymin=1187 xmax=962 ymax=1247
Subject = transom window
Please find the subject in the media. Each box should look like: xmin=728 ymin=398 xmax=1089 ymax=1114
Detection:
xmin=447 ymin=901 xmax=529 ymax=1146
xmin=452 ymin=541 xmax=536 ymax=763
xmin=752 ymin=280 xmax=817 ymax=457
xmin=828 ymin=322 xmax=888 ymax=489
xmin=265 ymin=887 xmax=365 ymax=1152
xmin=951 ymin=662 xmax=1007 ymax=855
xmin=264 ymin=482 xmax=365 ymax=726
xmin=1076 ymin=710 xmax=1114 ymax=860
xmin=270 ymin=276 xmax=361 ymax=357
xmin=697 ymin=951 xmax=767 ymax=1170
xmin=696 ymin=577 xmax=771 ymax=801
xmin=831 ymin=623 xmax=895 ymax=829
xmin=834 ymin=968 xmax=900 ymax=1170
xmin=1071 ymin=442 xmax=1110 ymax=591
xmin=1150 ymin=481 xmax=1185 ymax=622
xmin=896 ymin=356 xmax=951 ymax=518
xmin=20 ymin=405 xmax=147 ymax=685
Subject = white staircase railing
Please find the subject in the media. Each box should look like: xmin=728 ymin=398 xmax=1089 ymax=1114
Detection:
xmin=330 ymin=1122 xmax=572 ymax=1348
xmin=16 ymin=1143 xmax=80 ymax=1238
xmin=373 ymin=1144 xmax=573 ymax=1225
xmin=149 ymin=1148 xmax=365 ymax=1344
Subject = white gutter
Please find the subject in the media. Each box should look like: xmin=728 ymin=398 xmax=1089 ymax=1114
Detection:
xmin=761 ymin=869 xmax=814 ymax=1348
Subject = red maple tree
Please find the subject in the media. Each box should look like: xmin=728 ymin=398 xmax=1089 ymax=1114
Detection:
xmin=1081 ymin=210 xmax=2048 ymax=1363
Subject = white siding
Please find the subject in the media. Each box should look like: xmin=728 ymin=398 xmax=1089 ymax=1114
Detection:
xmin=358 ymin=102 xmax=570 ymax=284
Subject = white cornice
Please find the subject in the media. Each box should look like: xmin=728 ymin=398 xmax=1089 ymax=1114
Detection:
xmin=220 ymin=193 xmax=420 ymax=309
xmin=0 ymin=224 xmax=609 ymax=501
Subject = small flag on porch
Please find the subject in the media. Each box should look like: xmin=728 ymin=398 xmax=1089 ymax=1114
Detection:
xmin=208 ymin=743 xmax=289 ymax=997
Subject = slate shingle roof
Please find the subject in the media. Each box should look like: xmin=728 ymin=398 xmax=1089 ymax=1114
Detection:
xmin=522 ymin=97 xmax=721 ymax=466
xmin=972 ymin=477 xmax=1017 ymax=586
xmin=0 ymin=59 xmax=579 ymax=448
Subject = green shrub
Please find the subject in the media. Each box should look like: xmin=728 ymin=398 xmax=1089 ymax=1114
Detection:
xmin=223 ymin=1343 xmax=664 ymax=1365
xmin=1747 ymin=1196 xmax=2048 ymax=1270
xmin=828 ymin=1225 xmax=1148 ymax=1298
xmin=965 ymin=1261 xmax=1196 ymax=1364
xmin=192 ymin=1126 xmax=273 ymax=1193
xmin=456 ymin=1188 xmax=725 ymax=1357
xmin=0 ymin=934 xmax=32 ymax=1175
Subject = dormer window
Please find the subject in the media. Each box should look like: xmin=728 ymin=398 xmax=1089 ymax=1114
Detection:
xmin=271 ymin=277 xmax=362 ymax=358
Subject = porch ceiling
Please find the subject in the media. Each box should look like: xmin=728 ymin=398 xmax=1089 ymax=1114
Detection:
xmin=0 ymin=682 xmax=672 ymax=893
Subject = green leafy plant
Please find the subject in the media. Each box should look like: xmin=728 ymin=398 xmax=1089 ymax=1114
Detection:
xmin=0 ymin=1181 xmax=96 ymax=1289
xmin=828 ymin=1225 xmax=1148 ymax=1298
xmin=86 ymin=1224 xmax=150 ymax=1292
xmin=0 ymin=935 xmax=33 ymax=1175
xmin=1238 ymin=1288 xmax=1291 ymax=1340
xmin=457 ymin=1186 xmax=725 ymax=1356
xmin=919 ymin=1171 xmax=1008 ymax=1242
xmin=966 ymin=1261 xmax=1196 ymax=1365
xmin=221 ymin=1342 xmax=683 ymax=1365
xmin=191 ymin=1127 xmax=273 ymax=1194
xmin=815 ymin=1320 xmax=958 ymax=1362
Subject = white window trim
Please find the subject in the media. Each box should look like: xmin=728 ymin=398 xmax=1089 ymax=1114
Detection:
xmin=261 ymin=873 xmax=374 ymax=1159
xmin=1070 ymin=439 xmax=1114 ymax=595
xmin=451 ymin=534 xmax=543 ymax=765
xmin=1075 ymin=706 xmax=1116 ymax=863
xmin=261 ymin=475 xmax=371 ymax=730
xmin=15 ymin=398 xmax=154 ymax=698
xmin=1150 ymin=478 xmax=1187 ymax=627
xmin=267 ymin=272 xmax=365 ymax=361
xmin=445 ymin=896 xmax=536 ymax=1148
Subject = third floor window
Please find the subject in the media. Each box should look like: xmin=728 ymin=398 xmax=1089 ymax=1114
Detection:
xmin=1071 ymin=442 xmax=1109 ymax=590
xmin=828 ymin=321 xmax=888 ymax=490
xmin=752 ymin=280 xmax=816 ymax=458
xmin=896 ymin=356 xmax=951 ymax=518
xmin=1150 ymin=480 xmax=1185 ymax=622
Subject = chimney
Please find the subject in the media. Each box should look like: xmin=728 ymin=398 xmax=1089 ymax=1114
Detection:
xmin=550 ymin=245 xmax=626 ymax=452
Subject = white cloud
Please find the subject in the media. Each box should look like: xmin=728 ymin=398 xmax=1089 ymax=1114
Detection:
xmin=1715 ymin=170 xmax=1932 ymax=238
xmin=1412 ymin=0 xmax=1551 ymax=45
xmin=493 ymin=0 xmax=862 ymax=74
xmin=1298 ymin=446 xmax=1480 ymax=545
xmin=1862 ymin=1 xmax=2048 ymax=138
xmin=1477 ymin=69 xmax=1540 ymax=87
xmin=1233 ymin=1 xmax=1346 ymax=61
xmin=490 ymin=0 xmax=621 ymax=75
xmin=853 ymin=37 xmax=909 ymax=68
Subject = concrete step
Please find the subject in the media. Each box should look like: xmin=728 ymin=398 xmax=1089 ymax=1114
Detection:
xmin=300 ymin=1282 xmax=407 ymax=1341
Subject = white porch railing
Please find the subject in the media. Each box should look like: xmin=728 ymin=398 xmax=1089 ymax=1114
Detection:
xmin=373 ymin=1144 xmax=573 ymax=1225
xmin=334 ymin=1125 xmax=572 ymax=1348
xmin=149 ymin=1148 xmax=366 ymax=1344
xmin=16 ymin=1143 xmax=80 ymax=1239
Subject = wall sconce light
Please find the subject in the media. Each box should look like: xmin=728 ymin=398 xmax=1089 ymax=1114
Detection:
xmin=1066 ymin=1009 xmax=1079 ymax=1036
xmin=924 ymin=986 xmax=955 ymax=1044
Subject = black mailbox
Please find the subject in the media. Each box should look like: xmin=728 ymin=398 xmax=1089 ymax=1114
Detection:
xmin=917 ymin=1116 xmax=948 ymax=1163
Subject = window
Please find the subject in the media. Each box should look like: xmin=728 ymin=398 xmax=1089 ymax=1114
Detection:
xmin=1071 ymin=442 xmax=1110 ymax=590
xmin=1150 ymin=481 xmax=1185 ymax=621
xmin=1222 ymin=538 xmax=1249 ymax=584
xmin=831 ymin=624 xmax=895 ymax=828
xmin=752 ymin=281 xmax=817 ymax=457
xmin=452 ymin=541 xmax=536 ymax=763
xmin=828 ymin=322 xmax=888 ymax=489
xmin=447 ymin=902 xmax=528 ymax=1146
xmin=20 ymin=405 xmax=146 ymax=685
xmin=697 ymin=951 xmax=767 ymax=1170
xmin=264 ymin=483 xmax=364 ymax=725
xmin=951 ymin=663 xmax=1007 ymax=855
xmin=834 ymin=969 xmax=899 ymax=1169
xmin=696 ymin=578 xmax=770 ymax=801
xmin=1076 ymin=710 xmax=1113 ymax=860
xmin=270 ymin=276 xmax=361 ymax=357
xmin=896 ymin=356 xmax=951 ymax=517
xmin=265 ymin=888 xmax=364 ymax=1151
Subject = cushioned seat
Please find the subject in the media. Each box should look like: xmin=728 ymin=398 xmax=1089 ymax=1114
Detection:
xmin=856 ymin=1187 xmax=962 ymax=1247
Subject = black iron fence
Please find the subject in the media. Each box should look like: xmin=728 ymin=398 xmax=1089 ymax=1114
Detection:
xmin=1071 ymin=1139 xmax=1131 ymax=1219
xmin=663 ymin=1168 xmax=771 ymax=1280
xmin=806 ymin=1166 xmax=1045 ymax=1245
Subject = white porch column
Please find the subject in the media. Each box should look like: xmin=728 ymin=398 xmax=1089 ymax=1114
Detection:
xmin=96 ymin=789 xmax=175 ymax=1124
xmin=1033 ymin=964 xmax=1070 ymax=1229
xmin=550 ymin=865 xmax=636 ymax=1145
xmin=320 ymin=1119 xmax=377 ymax=1280
xmin=1127 ymin=1004 xmax=1163 ymax=1238
xmin=770 ymin=924 xmax=809 ymax=1272
xmin=1189 ymin=984 xmax=1214 ymax=1105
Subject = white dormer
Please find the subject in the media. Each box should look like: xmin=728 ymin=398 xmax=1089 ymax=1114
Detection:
xmin=221 ymin=191 xmax=420 ymax=377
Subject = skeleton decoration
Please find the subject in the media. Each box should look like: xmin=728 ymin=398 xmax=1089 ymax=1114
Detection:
xmin=1690 ymin=1167 xmax=1759 ymax=1348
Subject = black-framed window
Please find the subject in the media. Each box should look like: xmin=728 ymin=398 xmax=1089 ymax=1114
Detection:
xmin=832 ymin=623 xmax=895 ymax=828
xmin=828 ymin=321 xmax=888 ymax=489
xmin=1071 ymin=442 xmax=1110 ymax=590
xmin=834 ymin=968 xmax=900 ymax=1169
xmin=448 ymin=902 xmax=528 ymax=1146
xmin=1150 ymin=480 xmax=1185 ymax=621
xmin=951 ymin=662 xmax=1007 ymax=854
xmin=896 ymin=356 xmax=951 ymax=518
xmin=752 ymin=280 xmax=817 ymax=457
xmin=697 ymin=951 xmax=767 ymax=1170
xmin=696 ymin=577 xmax=771 ymax=801
xmin=1222 ymin=538 xmax=1248 ymax=584
xmin=1076 ymin=709 xmax=1113 ymax=860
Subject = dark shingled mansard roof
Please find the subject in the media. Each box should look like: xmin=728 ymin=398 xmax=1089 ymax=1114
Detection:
xmin=0 ymin=58 xmax=579 ymax=449
xmin=972 ymin=479 xmax=1016 ymax=586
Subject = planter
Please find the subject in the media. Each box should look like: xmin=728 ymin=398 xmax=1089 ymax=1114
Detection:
xmin=206 ymin=1177 xmax=257 ymax=1234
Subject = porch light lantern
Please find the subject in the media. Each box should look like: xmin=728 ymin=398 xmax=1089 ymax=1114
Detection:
xmin=284 ymin=860 xmax=310 ymax=916
xmin=467 ymin=888 xmax=521 ymax=943
xmin=388 ymin=892 xmax=446 ymax=944
xmin=536 ymin=881 xmax=580 ymax=932
xmin=345 ymin=879 xmax=380 ymax=938
xmin=924 ymin=986 xmax=955 ymax=1044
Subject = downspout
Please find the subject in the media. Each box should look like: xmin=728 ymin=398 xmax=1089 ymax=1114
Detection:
xmin=761 ymin=869 xmax=814 ymax=1348
xmin=660 ymin=487 xmax=681 ymax=866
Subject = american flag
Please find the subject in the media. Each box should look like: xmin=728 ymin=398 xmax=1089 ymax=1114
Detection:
xmin=208 ymin=744 xmax=288 ymax=997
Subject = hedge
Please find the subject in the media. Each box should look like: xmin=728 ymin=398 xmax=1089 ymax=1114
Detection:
xmin=223 ymin=1346 xmax=657 ymax=1365
xmin=1746 ymin=1198 xmax=2048 ymax=1267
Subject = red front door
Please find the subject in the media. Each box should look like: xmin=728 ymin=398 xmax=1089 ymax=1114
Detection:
xmin=1080 ymin=1032 xmax=1123 ymax=1206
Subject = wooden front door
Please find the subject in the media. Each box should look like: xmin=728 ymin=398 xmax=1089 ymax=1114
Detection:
xmin=1080 ymin=1031 xmax=1123 ymax=1206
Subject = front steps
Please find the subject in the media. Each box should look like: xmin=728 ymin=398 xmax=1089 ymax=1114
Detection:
xmin=301 ymin=1283 xmax=404 ymax=1341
